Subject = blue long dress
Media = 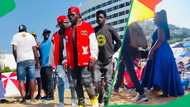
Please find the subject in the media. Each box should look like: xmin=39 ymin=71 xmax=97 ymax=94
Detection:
xmin=142 ymin=30 xmax=184 ymax=96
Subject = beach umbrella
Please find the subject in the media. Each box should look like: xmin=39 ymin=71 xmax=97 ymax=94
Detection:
xmin=0 ymin=72 xmax=20 ymax=97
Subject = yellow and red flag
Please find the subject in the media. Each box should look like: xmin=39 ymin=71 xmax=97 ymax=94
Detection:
xmin=128 ymin=0 xmax=161 ymax=25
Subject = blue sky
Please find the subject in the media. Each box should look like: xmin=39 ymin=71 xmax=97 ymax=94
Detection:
xmin=0 ymin=0 xmax=190 ymax=53
xmin=157 ymin=0 xmax=190 ymax=28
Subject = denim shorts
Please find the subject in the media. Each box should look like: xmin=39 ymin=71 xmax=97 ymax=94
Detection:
xmin=17 ymin=60 xmax=35 ymax=81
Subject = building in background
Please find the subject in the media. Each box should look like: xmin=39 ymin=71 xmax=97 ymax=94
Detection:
xmin=81 ymin=0 xmax=131 ymax=38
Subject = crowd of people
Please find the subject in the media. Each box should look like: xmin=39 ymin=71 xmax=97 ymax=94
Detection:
xmin=0 ymin=6 xmax=186 ymax=107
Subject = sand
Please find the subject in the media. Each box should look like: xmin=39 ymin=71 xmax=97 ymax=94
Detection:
xmin=0 ymin=89 xmax=188 ymax=107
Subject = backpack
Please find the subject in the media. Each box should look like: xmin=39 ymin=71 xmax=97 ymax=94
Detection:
xmin=128 ymin=22 xmax=148 ymax=49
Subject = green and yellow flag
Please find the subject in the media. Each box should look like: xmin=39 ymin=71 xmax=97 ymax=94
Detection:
xmin=0 ymin=0 xmax=16 ymax=17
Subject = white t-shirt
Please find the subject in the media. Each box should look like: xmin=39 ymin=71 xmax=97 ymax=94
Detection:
xmin=11 ymin=32 xmax=36 ymax=62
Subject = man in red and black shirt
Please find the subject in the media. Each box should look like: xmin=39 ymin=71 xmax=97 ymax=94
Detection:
xmin=65 ymin=6 xmax=99 ymax=107
xmin=52 ymin=16 xmax=71 ymax=104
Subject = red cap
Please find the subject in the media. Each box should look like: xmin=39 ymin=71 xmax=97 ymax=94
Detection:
xmin=68 ymin=6 xmax=80 ymax=15
xmin=57 ymin=15 xmax=69 ymax=24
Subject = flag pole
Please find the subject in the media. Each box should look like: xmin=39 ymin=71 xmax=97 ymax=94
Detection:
xmin=105 ymin=0 xmax=135 ymax=106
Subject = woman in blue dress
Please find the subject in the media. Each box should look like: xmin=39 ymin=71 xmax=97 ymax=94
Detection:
xmin=142 ymin=10 xmax=184 ymax=97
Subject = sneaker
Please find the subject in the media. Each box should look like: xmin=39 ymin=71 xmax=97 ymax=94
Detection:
xmin=71 ymin=102 xmax=77 ymax=107
xmin=41 ymin=96 xmax=48 ymax=100
xmin=20 ymin=98 xmax=26 ymax=103
xmin=0 ymin=99 xmax=9 ymax=103
xmin=41 ymin=96 xmax=53 ymax=100
xmin=133 ymin=94 xmax=148 ymax=103
xmin=78 ymin=104 xmax=85 ymax=107
xmin=35 ymin=95 xmax=41 ymax=100
xmin=90 ymin=96 xmax=99 ymax=107
xmin=71 ymin=98 xmax=77 ymax=107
